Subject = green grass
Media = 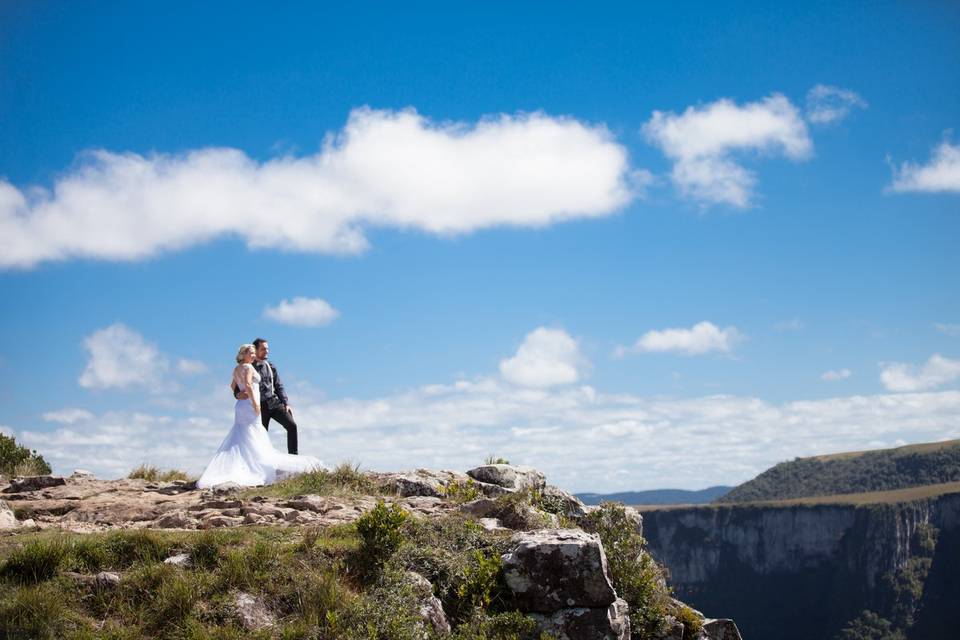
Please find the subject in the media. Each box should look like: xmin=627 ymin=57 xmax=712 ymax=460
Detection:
xmin=127 ymin=464 xmax=194 ymax=482
xmin=241 ymin=462 xmax=387 ymax=500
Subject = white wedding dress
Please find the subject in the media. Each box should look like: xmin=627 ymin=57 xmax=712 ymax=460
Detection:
xmin=197 ymin=363 xmax=324 ymax=488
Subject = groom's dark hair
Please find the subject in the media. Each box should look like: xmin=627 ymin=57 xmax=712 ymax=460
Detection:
xmin=253 ymin=338 xmax=268 ymax=349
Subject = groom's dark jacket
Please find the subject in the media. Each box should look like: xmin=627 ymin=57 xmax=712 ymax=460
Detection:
xmin=233 ymin=360 xmax=288 ymax=410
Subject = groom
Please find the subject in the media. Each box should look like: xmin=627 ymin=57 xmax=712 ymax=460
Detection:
xmin=233 ymin=338 xmax=299 ymax=454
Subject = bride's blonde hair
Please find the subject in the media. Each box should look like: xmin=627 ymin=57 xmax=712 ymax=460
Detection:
xmin=235 ymin=343 xmax=255 ymax=364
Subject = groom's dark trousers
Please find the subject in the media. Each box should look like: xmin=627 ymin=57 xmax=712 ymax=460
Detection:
xmin=262 ymin=399 xmax=298 ymax=455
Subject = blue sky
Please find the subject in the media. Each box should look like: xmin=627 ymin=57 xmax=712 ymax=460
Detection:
xmin=1 ymin=2 xmax=958 ymax=491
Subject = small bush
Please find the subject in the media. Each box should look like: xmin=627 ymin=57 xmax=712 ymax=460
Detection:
xmin=490 ymin=489 xmax=552 ymax=530
xmin=675 ymin=603 xmax=704 ymax=639
xmin=127 ymin=464 xmax=192 ymax=482
xmin=453 ymin=550 xmax=505 ymax=618
xmin=0 ymin=433 xmax=51 ymax=479
xmin=1 ymin=538 xmax=68 ymax=584
xmin=451 ymin=609 xmax=548 ymax=640
xmin=354 ymin=501 xmax=408 ymax=577
xmin=443 ymin=478 xmax=482 ymax=503
xmin=484 ymin=455 xmax=511 ymax=465
xmin=583 ymin=502 xmax=671 ymax=639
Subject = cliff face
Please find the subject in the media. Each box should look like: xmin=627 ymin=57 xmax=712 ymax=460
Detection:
xmin=640 ymin=492 xmax=960 ymax=640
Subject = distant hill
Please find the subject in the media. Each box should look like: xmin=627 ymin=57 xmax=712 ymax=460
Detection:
xmin=719 ymin=439 xmax=960 ymax=503
xmin=576 ymin=485 xmax=733 ymax=506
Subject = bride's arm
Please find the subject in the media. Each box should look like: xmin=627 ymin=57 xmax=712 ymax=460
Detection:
xmin=244 ymin=365 xmax=260 ymax=415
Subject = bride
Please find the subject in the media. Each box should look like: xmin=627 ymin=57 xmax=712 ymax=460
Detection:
xmin=197 ymin=344 xmax=324 ymax=488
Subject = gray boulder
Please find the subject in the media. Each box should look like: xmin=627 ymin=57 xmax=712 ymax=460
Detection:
xmin=542 ymin=484 xmax=588 ymax=519
xmin=378 ymin=469 xmax=472 ymax=498
xmin=466 ymin=464 xmax=546 ymax=492
xmin=233 ymin=592 xmax=275 ymax=631
xmin=0 ymin=500 xmax=18 ymax=529
xmin=502 ymin=529 xmax=617 ymax=612
xmin=702 ymin=619 xmax=742 ymax=640
xmin=530 ymin=597 xmax=630 ymax=640
xmin=95 ymin=571 xmax=121 ymax=590
xmin=406 ymin=571 xmax=451 ymax=635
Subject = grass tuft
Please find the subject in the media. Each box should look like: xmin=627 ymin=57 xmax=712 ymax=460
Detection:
xmin=244 ymin=461 xmax=383 ymax=499
xmin=127 ymin=464 xmax=193 ymax=482
xmin=0 ymin=538 xmax=68 ymax=584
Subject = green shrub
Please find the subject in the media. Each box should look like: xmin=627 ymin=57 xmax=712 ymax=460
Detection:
xmin=836 ymin=610 xmax=906 ymax=640
xmin=0 ymin=433 xmax=51 ymax=479
xmin=582 ymin=502 xmax=671 ymax=639
xmin=451 ymin=609 xmax=549 ymax=640
xmin=354 ymin=501 xmax=408 ymax=577
xmin=674 ymin=603 xmax=704 ymax=639
xmin=484 ymin=455 xmax=511 ymax=465
xmin=127 ymin=464 xmax=192 ymax=482
xmin=443 ymin=478 xmax=482 ymax=503
xmin=454 ymin=550 xmax=504 ymax=616
xmin=489 ymin=489 xmax=552 ymax=530
xmin=1 ymin=538 xmax=68 ymax=584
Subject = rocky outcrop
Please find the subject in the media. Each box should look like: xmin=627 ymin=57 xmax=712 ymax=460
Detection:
xmin=2 ymin=475 xmax=66 ymax=493
xmin=467 ymin=464 xmax=546 ymax=493
xmin=0 ymin=467 xmax=741 ymax=638
xmin=502 ymin=529 xmax=628 ymax=639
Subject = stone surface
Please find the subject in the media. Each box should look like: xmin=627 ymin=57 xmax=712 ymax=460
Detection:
xmin=466 ymin=464 xmax=546 ymax=492
xmin=529 ymin=597 xmax=630 ymax=640
xmin=3 ymin=475 xmax=67 ymax=493
xmin=232 ymin=591 xmax=275 ymax=631
xmin=543 ymin=484 xmax=588 ymax=520
xmin=0 ymin=500 xmax=18 ymax=529
xmin=406 ymin=571 xmax=451 ymax=635
xmin=459 ymin=497 xmax=499 ymax=518
xmin=502 ymin=528 xmax=616 ymax=612
xmin=374 ymin=469 xmax=472 ymax=498
xmin=95 ymin=571 xmax=121 ymax=589
xmin=702 ymin=618 xmax=742 ymax=640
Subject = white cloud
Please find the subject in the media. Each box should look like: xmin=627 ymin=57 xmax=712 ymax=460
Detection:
xmin=177 ymin=358 xmax=208 ymax=375
xmin=0 ymin=108 xmax=636 ymax=269
xmin=888 ymin=138 xmax=960 ymax=194
xmin=618 ymin=321 xmax=744 ymax=356
xmin=42 ymin=408 xmax=95 ymax=424
xmin=821 ymin=369 xmax=852 ymax=381
xmin=805 ymin=84 xmax=867 ymax=124
xmin=642 ymin=93 xmax=812 ymax=207
xmin=78 ymin=323 xmax=165 ymax=390
xmin=499 ymin=327 xmax=585 ymax=388
xmin=15 ymin=379 xmax=960 ymax=493
xmin=774 ymin=318 xmax=804 ymax=332
xmin=264 ymin=297 xmax=340 ymax=327
xmin=880 ymin=354 xmax=960 ymax=392
xmin=936 ymin=323 xmax=960 ymax=337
